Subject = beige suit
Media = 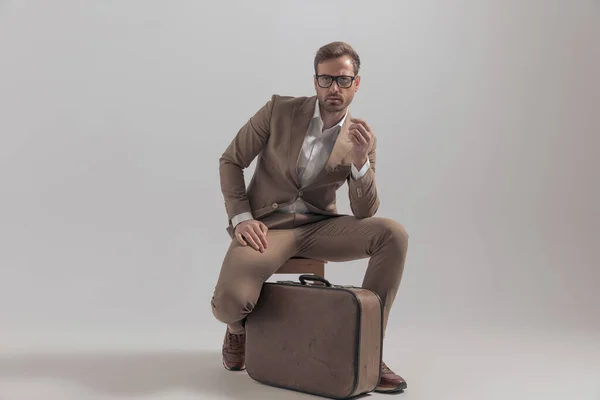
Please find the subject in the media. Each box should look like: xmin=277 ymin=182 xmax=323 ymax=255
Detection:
xmin=212 ymin=94 xmax=408 ymax=334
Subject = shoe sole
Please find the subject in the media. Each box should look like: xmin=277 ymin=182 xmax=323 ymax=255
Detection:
xmin=374 ymin=381 xmax=407 ymax=394
xmin=222 ymin=360 xmax=246 ymax=371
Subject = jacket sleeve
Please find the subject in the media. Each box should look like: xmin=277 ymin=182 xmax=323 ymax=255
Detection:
xmin=347 ymin=135 xmax=380 ymax=218
xmin=219 ymin=95 xmax=275 ymax=224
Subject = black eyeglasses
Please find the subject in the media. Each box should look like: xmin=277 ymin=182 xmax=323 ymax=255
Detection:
xmin=315 ymin=74 xmax=357 ymax=89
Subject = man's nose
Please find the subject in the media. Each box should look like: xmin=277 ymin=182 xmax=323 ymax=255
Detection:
xmin=329 ymin=81 xmax=341 ymax=93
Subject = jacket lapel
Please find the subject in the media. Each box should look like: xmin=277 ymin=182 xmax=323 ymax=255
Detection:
xmin=288 ymin=97 xmax=316 ymax=187
xmin=324 ymin=115 xmax=353 ymax=171
xmin=305 ymin=109 xmax=353 ymax=186
xmin=288 ymin=96 xmax=354 ymax=188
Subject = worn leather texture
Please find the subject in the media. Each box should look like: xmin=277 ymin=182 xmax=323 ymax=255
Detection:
xmin=245 ymin=278 xmax=383 ymax=399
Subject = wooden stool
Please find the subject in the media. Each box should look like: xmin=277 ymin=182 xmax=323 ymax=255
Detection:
xmin=275 ymin=257 xmax=327 ymax=278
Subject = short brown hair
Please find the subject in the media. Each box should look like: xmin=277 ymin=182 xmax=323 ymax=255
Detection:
xmin=314 ymin=41 xmax=361 ymax=76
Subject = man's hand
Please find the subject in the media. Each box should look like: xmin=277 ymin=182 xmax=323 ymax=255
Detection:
xmin=234 ymin=219 xmax=268 ymax=252
xmin=349 ymin=118 xmax=374 ymax=169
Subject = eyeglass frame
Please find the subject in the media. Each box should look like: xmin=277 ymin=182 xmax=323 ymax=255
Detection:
xmin=315 ymin=74 xmax=358 ymax=89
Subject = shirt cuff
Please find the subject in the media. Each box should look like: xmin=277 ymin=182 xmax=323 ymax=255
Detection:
xmin=351 ymin=158 xmax=370 ymax=180
xmin=231 ymin=212 xmax=254 ymax=228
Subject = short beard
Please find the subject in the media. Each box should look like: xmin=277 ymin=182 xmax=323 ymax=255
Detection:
xmin=320 ymin=98 xmax=346 ymax=114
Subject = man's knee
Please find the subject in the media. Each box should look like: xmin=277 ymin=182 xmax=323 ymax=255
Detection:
xmin=373 ymin=218 xmax=409 ymax=251
xmin=211 ymin=284 xmax=258 ymax=325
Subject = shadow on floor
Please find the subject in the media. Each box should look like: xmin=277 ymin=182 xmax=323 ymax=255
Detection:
xmin=0 ymin=350 xmax=375 ymax=399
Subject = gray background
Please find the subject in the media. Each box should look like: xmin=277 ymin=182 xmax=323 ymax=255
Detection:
xmin=0 ymin=1 xmax=598 ymax=399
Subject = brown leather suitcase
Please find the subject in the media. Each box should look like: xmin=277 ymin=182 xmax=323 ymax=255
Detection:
xmin=245 ymin=274 xmax=383 ymax=399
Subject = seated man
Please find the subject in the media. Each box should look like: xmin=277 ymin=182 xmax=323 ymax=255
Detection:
xmin=211 ymin=41 xmax=409 ymax=394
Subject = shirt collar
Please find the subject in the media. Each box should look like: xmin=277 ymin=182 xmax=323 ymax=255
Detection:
xmin=313 ymin=99 xmax=348 ymax=131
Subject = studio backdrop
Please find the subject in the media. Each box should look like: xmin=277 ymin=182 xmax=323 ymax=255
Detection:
xmin=0 ymin=0 xmax=598 ymax=350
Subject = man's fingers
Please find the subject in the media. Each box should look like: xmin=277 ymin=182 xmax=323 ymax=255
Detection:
xmin=350 ymin=118 xmax=372 ymax=133
xmin=253 ymin=226 xmax=268 ymax=249
xmin=350 ymin=121 xmax=374 ymax=144
xmin=259 ymin=222 xmax=268 ymax=234
xmin=352 ymin=124 xmax=371 ymax=142
xmin=357 ymin=124 xmax=371 ymax=140
xmin=349 ymin=130 xmax=360 ymax=144
xmin=235 ymin=233 xmax=247 ymax=246
xmin=349 ymin=125 xmax=365 ymax=139
xmin=247 ymin=228 xmax=266 ymax=252
xmin=350 ymin=129 xmax=367 ymax=145
xmin=242 ymin=230 xmax=261 ymax=251
xmin=235 ymin=221 xmax=269 ymax=252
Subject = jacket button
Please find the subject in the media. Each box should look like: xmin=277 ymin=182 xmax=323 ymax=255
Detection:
xmin=298 ymin=190 xmax=303 ymax=196
xmin=272 ymin=203 xmax=278 ymax=209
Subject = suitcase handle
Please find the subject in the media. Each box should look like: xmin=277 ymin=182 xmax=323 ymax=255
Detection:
xmin=298 ymin=274 xmax=331 ymax=287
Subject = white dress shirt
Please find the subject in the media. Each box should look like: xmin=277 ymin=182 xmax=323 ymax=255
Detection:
xmin=231 ymin=100 xmax=370 ymax=228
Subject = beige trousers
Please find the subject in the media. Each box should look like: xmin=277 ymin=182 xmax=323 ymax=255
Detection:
xmin=211 ymin=212 xmax=409 ymax=334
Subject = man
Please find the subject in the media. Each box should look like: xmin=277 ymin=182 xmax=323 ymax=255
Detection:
xmin=211 ymin=41 xmax=409 ymax=394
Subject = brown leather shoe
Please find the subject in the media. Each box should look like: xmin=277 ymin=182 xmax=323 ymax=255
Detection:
xmin=375 ymin=361 xmax=407 ymax=393
xmin=222 ymin=327 xmax=246 ymax=371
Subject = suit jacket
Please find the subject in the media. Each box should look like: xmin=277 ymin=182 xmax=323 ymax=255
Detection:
xmin=219 ymin=94 xmax=380 ymax=238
